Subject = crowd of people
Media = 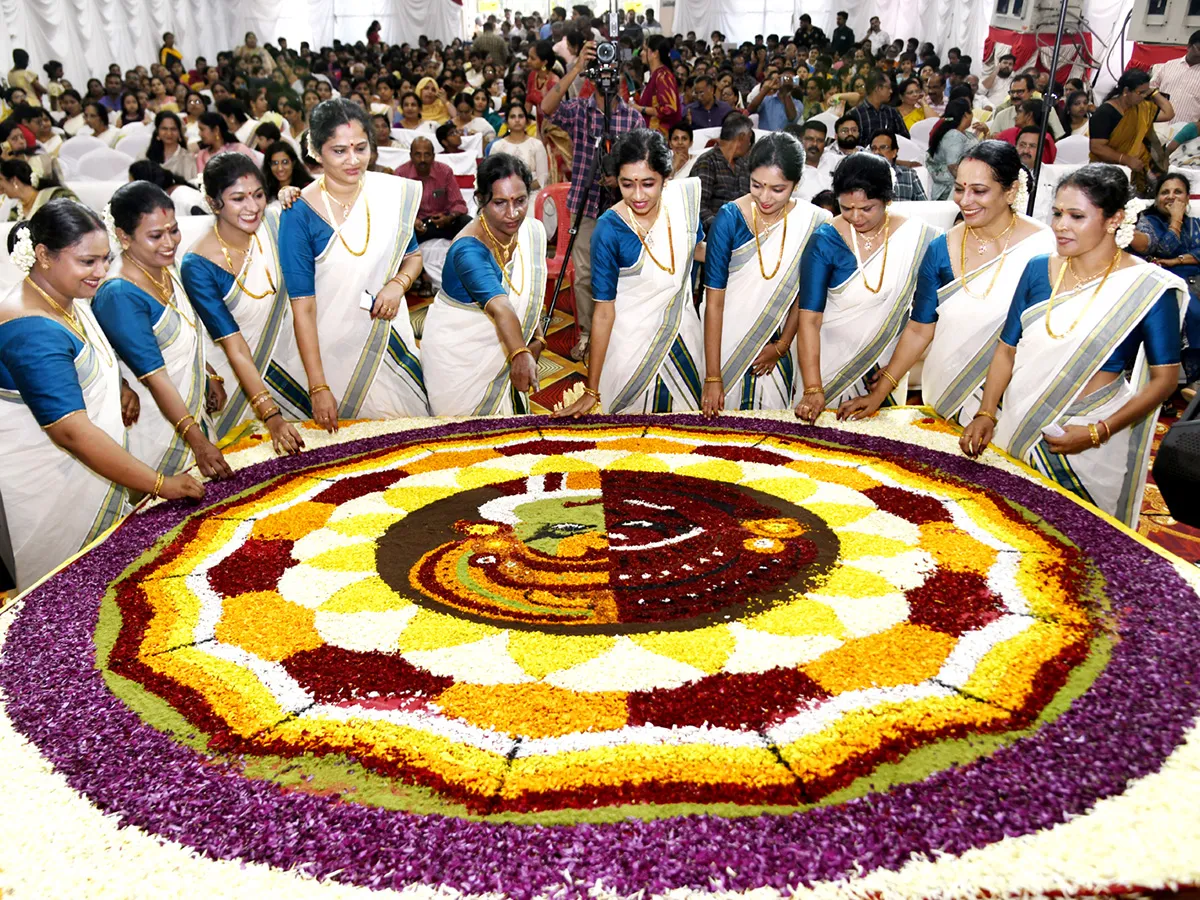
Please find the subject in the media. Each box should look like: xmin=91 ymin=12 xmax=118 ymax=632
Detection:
xmin=0 ymin=11 xmax=1198 ymax=592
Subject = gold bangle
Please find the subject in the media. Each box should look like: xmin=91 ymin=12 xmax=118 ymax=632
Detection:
xmin=248 ymin=389 xmax=271 ymax=406
xmin=704 ymin=376 xmax=724 ymax=384
xmin=1099 ymin=420 xmax=1111 ymax=444
xmin=151 ymin=471 xmax=164 ymax=500
xmin=507 ymin=346 xmax=533 ymax=364
xmin=803 ymin=386 xmax=823 ymax=396
xmin=208 ymin=373 xmax=225 ymax=384
xmin=582 ymin=386 xmax=601 ymax=400
xmin=774 ymin=342 xmax=785 ymax=358
xmin=1088 ymin=423 xmax=1101 ymax=449
xmin=179 ymin=420 xmax=198 ymax=440
xmin=258 ymin=404 xmax=281 ymax=422
xmin=587 ymin=400 xmax=602 ymax=414
xmin=309 ymin=383 xmax=331 ymax=395
xmin=974 ymin=409 xmax=998 ymax=424
xmin=878 ymin=369 xmax=900 ymax=390
xmin=173 ymin=413 xmax=194 ymax=435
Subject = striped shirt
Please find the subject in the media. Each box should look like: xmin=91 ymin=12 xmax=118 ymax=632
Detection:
xmin=850 ymin=101 xmax=910 ymax=146
xmin=1151 ymin=56 xmax=1200 ymax=125
xmin=548 ymin=97 xmax=645 ymax=219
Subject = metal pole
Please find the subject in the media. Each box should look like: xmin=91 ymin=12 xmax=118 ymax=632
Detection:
xmin=1026 ymin=0 xmax=1072 ymax=216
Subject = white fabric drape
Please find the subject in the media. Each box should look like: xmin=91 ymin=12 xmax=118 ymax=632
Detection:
xmin=1 ymin=0 xmax=465 ymax=89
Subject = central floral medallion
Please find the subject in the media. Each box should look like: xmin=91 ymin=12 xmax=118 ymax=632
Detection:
xmin=378 ymin=470 xmax=839 ymax=633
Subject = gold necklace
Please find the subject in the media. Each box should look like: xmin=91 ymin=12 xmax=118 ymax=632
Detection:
xmin=752 ymin=202 xmax=788 ymax=280
xmin=213 ymin=222 xmax=277 ymax=299
xmin=959 ymin=216 xmax=1017 ymax=300
xmin=849 ymin=212 xmax=889 ymax=294
xmin=319 ymin=175 xmax=370 ymax=257
xmin=479 ymin=216 xmax=525 ymax=295
xmin=1045 ymin=248 xmax=1123 ymax=340
xmin=23 ymin=276 xmax=112 ymax=366
xmin=968 ymin=212 xmax=1018 ymax=256
xmin=123 ymin=253 xmax=181 ymax=313
xmin=859 ymin=215 xmax=888 ymax=252
xmin=625 ymin=202 xmax=676 ymax=275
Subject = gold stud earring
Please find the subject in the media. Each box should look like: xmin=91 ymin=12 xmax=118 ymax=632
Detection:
xmin=1106 ymin=225 xmax=1116 ymax=233
xmin=41 ymin=262 xmax=49 ymax=270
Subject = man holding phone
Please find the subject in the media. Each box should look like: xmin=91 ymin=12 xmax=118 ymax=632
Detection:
xmin=747 ymin=66 xmax=798 ymax=131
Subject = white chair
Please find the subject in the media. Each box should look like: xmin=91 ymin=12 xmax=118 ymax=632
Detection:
xmin=891 ymin=200 xmax=960 ymax=231
xmin=419 ymin=237 xmax=453 ymax=289
xmin=912 ymin=165 xmax=933 ymax=200
xmin=896 ymin=135 xmax=924 ymax=164
xmin=748 ymin=113 xmax=759 ymax=128
xmin=58 ymin=135 xmax=106 ymax=162
xmin=376 ymin=146 xmax=408 ymax=171
xmin=807 ymin=110 xmax=838 ymax=132
xmin=67 ymin=181 xmax=126 ymax=214
xmin=114 ymin=131 xmax=152 ymax=160
xmin=1031 ymin=163 xmax=1132 ymax=224
xmin=909 ymin=117 xmax=937 ymax=151
xmin=690 ymin=126 xmax=722 ymax=154
xmin=176 ymin=215 xmax=213 ymax=253
xmin=77 ymin=148 xmax=134 ymax=181
xmin=1055 ymin=133 xmax=1090 ymax=165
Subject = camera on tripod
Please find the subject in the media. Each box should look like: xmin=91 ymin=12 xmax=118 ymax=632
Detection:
xmin=584 ymin=39 xmax=622 ymax=95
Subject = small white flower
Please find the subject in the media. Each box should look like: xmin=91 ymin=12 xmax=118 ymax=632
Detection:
xmin=1116 ymin=197 xmax=1154 ymax=249
xmin=1010 ymin=170 xmax=1030 ymax=215
xmin=10 ymin=226 xmax=36 ymax=275
xmin=28 ymin=170 xmax=39 ymax=189
xmin=101 ymin=202 xmax=120 ymax=254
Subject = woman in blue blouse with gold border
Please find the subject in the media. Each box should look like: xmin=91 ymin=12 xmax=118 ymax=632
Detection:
xmin=0 ymin=201 xmax=202 ymax=590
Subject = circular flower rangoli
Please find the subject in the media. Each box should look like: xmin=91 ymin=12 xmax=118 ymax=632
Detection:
xmin=3 ymin=412 xmax=1199 ymax=898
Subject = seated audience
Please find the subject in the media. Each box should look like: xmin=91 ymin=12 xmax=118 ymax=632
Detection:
xmin=395 ymin=136 xmax=471 ymax=242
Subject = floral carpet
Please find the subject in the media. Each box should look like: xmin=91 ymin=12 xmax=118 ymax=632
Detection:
xmin=1 ymin=409 xmax=1198 ymax=898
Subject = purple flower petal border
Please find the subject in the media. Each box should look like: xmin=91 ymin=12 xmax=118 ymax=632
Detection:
xmin=3 ymin=414 xmax=1199 ymax=898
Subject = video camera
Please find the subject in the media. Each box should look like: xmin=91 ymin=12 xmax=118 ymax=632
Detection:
xmin=583 ymin=0 xmax=623 ymax=96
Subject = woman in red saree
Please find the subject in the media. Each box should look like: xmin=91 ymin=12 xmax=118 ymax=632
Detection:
xmin=526 ymin=40 xmax=572 ymax=182
xmin=634 ymin=35 xmax=682 ymax=137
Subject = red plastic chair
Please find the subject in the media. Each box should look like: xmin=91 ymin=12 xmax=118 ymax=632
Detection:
xmin=534 ymin=182 xmax=576 ymax=319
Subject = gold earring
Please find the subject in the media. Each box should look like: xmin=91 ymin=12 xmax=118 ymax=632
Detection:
xmin=1106 ymin=225 xmax=1117 ymax=233
xmin=40 ymin=262 xmax=49 ymax=270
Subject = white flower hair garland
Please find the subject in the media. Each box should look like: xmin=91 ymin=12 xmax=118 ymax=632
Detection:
xmin=102 ymin=202 xmax=121 ymax=254
xmin=29 ymin=170 xmax=39 ymax=189
xmin=1011 ymin=170 xmax=1030 ymax=215
xmin=10 ymin=226 xmax=36 ymax=276
xmin=1116 ymin=197 xmax=1154 ymax=250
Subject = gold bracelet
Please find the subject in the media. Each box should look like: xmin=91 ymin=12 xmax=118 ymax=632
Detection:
xmin=179 ymin=421 xmax=198 ymax=440
xmin=803 ymin=386 xmax=823 ymax=396
xmin=258 ymin=404 xmax=281 ymax=422
xmin=1088 ymin=423 xmax=1101 ymax=449
xmin=704 ymin=376 xmax=724 ymax=384
xmin=587 ymin=400 xmax=602 ymax=414
xmin=1099 ymin=420 xmax=1111 ymax=444
xmin=974 ymin=409 xmax=998 ymax=424
xmin=774 ymin=342 xmax=785 ymax=358
xmin=507 ymin=346 xmax=533 ymax=364
xmin=878 ymin=369 xmax=900 ymax=390
xmin=582 ymin=386 xmax=601 ymax=400
xmin=248 ymin=389 xmax=271 ymax=406
xmin=208 ymin=373 xmax=225 ymax=384
xmin=389 ymin=273 xmax=412 ymax=292
xmin=151 ymin=471 xmax=164 ymax=500
xmin=309 ymin=383 xmax=331 ymax=395
xmin=173 ymin=414 xmax=194 ymax=436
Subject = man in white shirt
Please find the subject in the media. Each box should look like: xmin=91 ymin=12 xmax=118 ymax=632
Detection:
xmin=865 ymin=18 xmax=890 ymax=57
xmin=818 ymin=115 xmax=860 ymax=180
xmin=1151 ymin=30 xmax=1200 ymax=125
xmin=981 ymin=52 xmax=1016 ymax=109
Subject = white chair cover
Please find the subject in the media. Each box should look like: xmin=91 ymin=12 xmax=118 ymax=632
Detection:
xmin=67 ymin=180 xmax=126 ymax=214
xmin=909 ymin=117 xmax=938 ymax=151
xmin=418 ymin=237 xmax=453 ymax=289
xmin=76 ymin=148 xmax=134 ymax=181
xmin=114 ymin=131 xmax=152 ymax=160
xmin=897 ymin=135 xmax=924 ymax=163
xmin=891 ymin=200 xmax=960 ymax=231
xmin=58 ymin=135 xmax=106 ymax=162
xmin=807 ymin=110 xmax=838 ymax=132
xmin=1032 ymin=163 xmax=1132 ymax=224
xmin=1055 ymin=134 xmax=1090 ymax=165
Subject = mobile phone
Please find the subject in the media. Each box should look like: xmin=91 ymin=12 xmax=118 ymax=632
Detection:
xmin=360 ymin=290 xmax=376 ymax=311
xmin=1042 ymin=424 xmax=1066 ymax=439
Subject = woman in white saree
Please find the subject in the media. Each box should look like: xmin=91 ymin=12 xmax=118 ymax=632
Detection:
xmin=839 ymin=141 xmax=1055 ymax=425
xmin=701 ymin=132 xmax=830 ymax=417
xmin=795 ymin=153 xmax=939 ymax=423
xmin=555 ymin=129 xmax=706 ymax=418
xmin=179 ymin=152 xmax=306 ymax=452
xmin=0 ymin=202 xmax=202 ymax=590
xmin=962 ymin=165 xmax=1186 ymax=528
xmin=92 ymin=182 xmax=234 ymax=482
xmin=422 ymin=153 xmax=548 ymax=416
xmin=280 ymin=98 xmax=428 ymax=431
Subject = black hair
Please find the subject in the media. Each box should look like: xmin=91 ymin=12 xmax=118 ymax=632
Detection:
xmin=1105 ymin=68 xmax=1151 ymax=102
xmin=645 ymin=34 xmax=674 ymax=66
xmin=719 ymin=111 xmax=754 ymax=142
xmin=185 ymin=90 xmax=209 ymax=111
xmin=308 ymin=97 xmax=374 ymax=154
xmin=608 ymin=127 xmax=673 ymax=180
xmin=12 ymin=49 xmax=29 ymax=69
xmin=957 ymin=139 xmax=1024 ymax=190
xmin=834 ymin=113 xmax=857 ymax=134
xmin=128 ymin=158 xmax=192 ymax=195
xmin=505 ymin=100 xmax=528 ymax=122
xmin=801 ymin=119 xmax=828 ymax=137
xmin=474 ymin=152 xmax=533 ymax=206
xmin=927 ymin=97 xmax=972 ymax=157
xmin=435 ymin=121 xmax=459 ymax=146
xmin=43 ymin=59 xmax=62 ymax=77
xmin=108 ymin=180 xmax=175 ymax=236
xmin=1055 ymin=164 xmax=1131 ymax=218
xmin=1064 ymin=90 xmax=1089 ymax=117
xmin=198 ymin=111 xmax=237 ymax=146
xmin=870 ymin=129 xmax=898 ymax=152
xmin=1016 ymin=125 xmax=1042 ymax=142
xmin=831 ymin=152 xmax=894 ymax=202
xmin=1153 ymin=170 xmax=1192 ymax=198
xmin=668 ymin=122 xmax=693 ymax=143
xmin=1012 ymin=72 xmax=1036 ymax=92
xmin=864 ymin=70 xmax=890 ymax=94
xmin=255 ymin=122 xmax=282 ymax=144
xmin=146 ymin=111 xmax=186 ymax=165
xmin=1018 ymin=98 xmax=1044 ymax=127
xmin=0 ymin=158 xmax=61 ymax=190
xmin=452 ymin=91 xmax=474 ymax=111
xmin=7 ymin=198 xmax=104 ymax=256
xmin=216 ymin=97 xmax=250 ymax=125
xmin=532 ymin=39 xmax=562 ymax=72
xmin=194 ymin=152 xmax=260 ymax=213
xmin=746 ymin=131 xmax=804 ymax=185
xmin=261 ymin=140 xmax=312 ymax=201
xmin=60 ymin=88 xmax=82 ymax=106
xmin=118 ymin=91 xmax=145 ymax=127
